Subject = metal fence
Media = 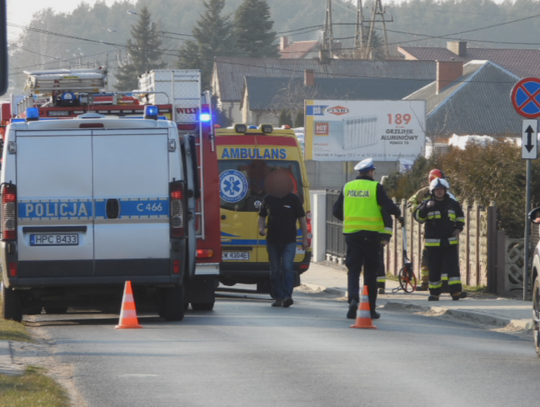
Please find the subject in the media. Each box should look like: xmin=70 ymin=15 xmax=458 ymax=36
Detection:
xmin=325 ymin=190 xmax=346 ymax=258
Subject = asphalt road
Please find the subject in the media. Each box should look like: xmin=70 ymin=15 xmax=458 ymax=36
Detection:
xmin=30 ymin=291 xmax=539 ymax=407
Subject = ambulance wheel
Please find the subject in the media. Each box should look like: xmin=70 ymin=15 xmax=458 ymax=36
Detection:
xmin=256 ymin=281 xmax=271 ymax=294
xmin=191 ymin=302 xmax=214 ymax=311
xmin=2 ymin=284 xmax=23 ymax=322
xmin=532 ymin=276 xmax=540 ymax=357
xmin=44 ymin=307 xmax=68 ymax=314
xmin=161 ymin=285 xmax=185 ymax=321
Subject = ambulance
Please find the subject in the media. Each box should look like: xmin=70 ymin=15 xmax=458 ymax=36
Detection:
xmin=216 ymin=124 xmax=311 ymax=292
xmin=0 ymin=69 xmax=221 ymax=322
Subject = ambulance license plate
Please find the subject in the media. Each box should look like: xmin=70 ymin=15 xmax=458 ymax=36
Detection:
xmin=222 ymin=251 xmax=250 ymax=261
xmin=30 ymin=234 xmax=79 ymax=246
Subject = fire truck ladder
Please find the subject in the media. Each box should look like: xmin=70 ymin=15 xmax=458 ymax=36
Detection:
xmin=194 ymin=91 xmax=214 ymax=240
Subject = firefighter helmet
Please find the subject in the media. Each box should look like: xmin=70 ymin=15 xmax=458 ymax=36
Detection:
xmin=428 ymin=169 xmax=446 ymax=183
xmin=429 ymin=178 xmax=450 ymax=194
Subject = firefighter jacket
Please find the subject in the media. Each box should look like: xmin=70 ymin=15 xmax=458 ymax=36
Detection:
xmin=408 ymin=185 xmax=458 ymax=212
xmin=333 ymin=175 xmax=401 ymax=238
xmin=414 ymin=195 xmax=465 ymax=247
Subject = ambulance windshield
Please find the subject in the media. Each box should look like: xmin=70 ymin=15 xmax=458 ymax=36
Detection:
xmin=218 ymin=160 xmax=303 ymax=212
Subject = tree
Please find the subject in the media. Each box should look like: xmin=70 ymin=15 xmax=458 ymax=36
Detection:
xmin=294 ymin=111 xmax=304 ymax=128
xmin=115 ymin=6 xmax=167 ymax=91
xmin=178 ymin=0 xmax=237 ymax=90
xmin=278 ymin=109 xmax=293 ymax=127
xmin=234 ymin=0 xmax=279 ymax=58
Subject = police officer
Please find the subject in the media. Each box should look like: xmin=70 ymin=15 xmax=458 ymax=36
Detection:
xmin=333 ymin=158 xmax=402 ymax=319
xmin=414 ymin=178 xmax=465 ymax=301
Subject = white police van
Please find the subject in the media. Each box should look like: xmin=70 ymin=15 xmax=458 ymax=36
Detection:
xmin=0 ymin=107 xmax=196 ymax=321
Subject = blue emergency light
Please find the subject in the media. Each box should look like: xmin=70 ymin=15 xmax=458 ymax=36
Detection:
xmin=26 ymin=107 xmax=40 ymax=121
xmin=248 ymin=125 xmax=257 ymax=129
xmin=144 ymin=105 xmax=159 ymax=120
xmin=200 ymin=113 xmax=211 ymax=122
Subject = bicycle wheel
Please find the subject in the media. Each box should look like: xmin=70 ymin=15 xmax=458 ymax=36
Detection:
xmin=398 ymin=265 xmax=417 ymax=293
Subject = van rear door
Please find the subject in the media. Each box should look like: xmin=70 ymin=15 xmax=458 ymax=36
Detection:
xmin=16 ymin=130 xmax=95 ymax=278
xmin=92 ymin=129 xmax=170 ymax=277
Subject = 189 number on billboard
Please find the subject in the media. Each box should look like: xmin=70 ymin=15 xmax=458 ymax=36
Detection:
xmin=388 ymin=114 xmax=411 ymax=125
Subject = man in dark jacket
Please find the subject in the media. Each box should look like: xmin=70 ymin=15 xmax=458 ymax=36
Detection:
xmin=414 ymin=178 xmax=465 ymax=301
xmin=333 ymin=158 xmax=402 ymax=319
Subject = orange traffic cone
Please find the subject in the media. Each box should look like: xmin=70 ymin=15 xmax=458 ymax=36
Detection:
xmin=115 ymin=281 xmax=142 ymax=329
xmin=350 ymin=285 xmax=377 ymax=329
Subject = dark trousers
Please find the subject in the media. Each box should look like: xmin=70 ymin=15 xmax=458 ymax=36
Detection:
xmin=345 ymin=233 xmax=380 ymax=311
xmin=427 ymin=245 xmax=462 ymax=296
xmin=377 ymin=243 xmax=386 ymax=289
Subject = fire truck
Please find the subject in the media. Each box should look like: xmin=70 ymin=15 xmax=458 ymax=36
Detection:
xmin=0 ymin=68 xmax=221 ymax=321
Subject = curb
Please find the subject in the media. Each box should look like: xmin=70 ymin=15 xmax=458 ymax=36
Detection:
xmin=383 ymin=301 xmax=534 ymax=332
xmin=0 ymin=340 xmax=24 ymax=376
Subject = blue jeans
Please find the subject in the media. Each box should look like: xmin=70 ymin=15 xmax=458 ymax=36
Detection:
xmin=267 ymin=242 xmax=297 ymax=300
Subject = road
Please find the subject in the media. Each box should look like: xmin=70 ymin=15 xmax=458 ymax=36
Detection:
xmin=28 ymin=290 xmax=539 ymax=407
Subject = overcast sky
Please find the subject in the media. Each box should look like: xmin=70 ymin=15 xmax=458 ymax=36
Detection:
xmin=7 ymin=0 xmax=510 ymax=26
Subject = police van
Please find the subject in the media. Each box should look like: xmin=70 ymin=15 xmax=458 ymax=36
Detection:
xmin=1 ymin=69 xmax=221 ymax=322
xmin=216 ymin=124 xmax=311 ymax=292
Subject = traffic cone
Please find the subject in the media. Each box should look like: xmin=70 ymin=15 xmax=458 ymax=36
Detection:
xmin=350 ymin=285 xmax=377 ymax=329
xmin=115 ymin=281 xmax=142 ymax=329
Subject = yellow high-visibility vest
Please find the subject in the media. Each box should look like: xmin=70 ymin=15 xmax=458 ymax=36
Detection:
xmin=343 ymin=179 xmax=384 ymax=234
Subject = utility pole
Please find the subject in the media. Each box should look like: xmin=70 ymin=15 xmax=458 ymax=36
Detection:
xmin=354 ymin=0 xmax=365 ymax=58
xmin=322 ymin=0 xmax=334 ymax=60
xmin=364 ymin=0 xmax=393 ymax=59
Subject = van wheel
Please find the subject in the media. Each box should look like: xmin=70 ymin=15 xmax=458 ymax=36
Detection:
xmin=191 ymin=302 xmax=214 ymax=311
xmin=44 ymin=307 xmax=68 ymax=314
xmin=161 ymin=285 xmax=185 ymax=321
xmin=2 ymin=285 xmax=23 ymax=322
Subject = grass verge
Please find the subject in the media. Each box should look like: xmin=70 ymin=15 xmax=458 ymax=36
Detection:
xmin=0 ymin=296 xmax=33 ymax=342
xmin=0 ymin=366 xmax=69 ymax=407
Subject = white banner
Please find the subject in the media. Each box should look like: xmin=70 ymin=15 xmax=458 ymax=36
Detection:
xmin=305 ymin=100 xmax=426 ymax=161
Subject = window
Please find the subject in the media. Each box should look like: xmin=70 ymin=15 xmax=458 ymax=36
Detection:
xmin=219 ymin=160 xmax=303 ymax=212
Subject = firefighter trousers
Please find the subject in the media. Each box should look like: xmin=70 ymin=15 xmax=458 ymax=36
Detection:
xmin=427 ymin=245 xmax=462 ymax=297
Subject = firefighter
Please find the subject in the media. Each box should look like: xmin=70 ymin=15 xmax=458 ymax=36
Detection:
xmin=377 ymin=210 xmax=393 ymax=294
xmin=333 ymin=158 xmax=402 ymax=319
xmin=414 ymin=178 xmax=465 ymax=301
xmin=408 ymin=169 xmax=457 ymax=291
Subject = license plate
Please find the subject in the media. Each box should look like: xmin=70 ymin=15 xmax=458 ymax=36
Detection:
xmin=222 ymin=251 xmax=250 ymax=261
xmin=30 ymin=234 xmax=79 ymax=246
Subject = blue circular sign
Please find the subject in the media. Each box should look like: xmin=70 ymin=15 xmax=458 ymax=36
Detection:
xmin=220 ymin=170 xmax=248 ymax=203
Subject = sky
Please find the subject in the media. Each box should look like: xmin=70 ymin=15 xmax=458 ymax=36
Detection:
xmin=7 ymin=0 xmax=510 ymax=27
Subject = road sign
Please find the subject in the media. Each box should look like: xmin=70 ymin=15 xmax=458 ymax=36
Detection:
xmin=512 ymin=78 xmax=540 ymax=118
xmin=522 ymin=119 xmax=538 ymax=159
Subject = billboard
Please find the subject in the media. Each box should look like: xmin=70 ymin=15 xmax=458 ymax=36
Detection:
xmin=305 ymin=100 xmax=426 ymax=161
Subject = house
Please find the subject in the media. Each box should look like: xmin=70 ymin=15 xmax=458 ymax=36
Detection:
xmin=212 ymin=57 xmax=437 ymax=124
xmin=404 ymin=60 xmax=522 ymax=138
xmin=279 ymin=36 xmax=319 ymax=59
xmin=398 ymin=41 xmax=540 ymax=79
xmin=240 ymin=69 xmax=432 ymax=126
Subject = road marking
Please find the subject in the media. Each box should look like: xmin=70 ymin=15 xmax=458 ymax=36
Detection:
xmin=120 ymin=374 xmax=158 ymax=378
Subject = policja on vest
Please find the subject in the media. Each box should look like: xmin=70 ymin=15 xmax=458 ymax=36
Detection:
xmin=333 ymin=158 xmax=403 ymax=320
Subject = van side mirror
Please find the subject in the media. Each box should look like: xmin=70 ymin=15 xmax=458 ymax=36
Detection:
xmin=529 ymin=207 xmax=540 ymax=224
xmin=0 ymin=0 xmax=7 ymax=96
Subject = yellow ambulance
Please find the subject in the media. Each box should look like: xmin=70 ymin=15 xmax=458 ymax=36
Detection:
xmin=216 ymin=124 xmax=312 ymax=293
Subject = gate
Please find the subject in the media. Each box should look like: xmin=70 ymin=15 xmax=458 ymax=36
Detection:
xmin=325 ymin=190 xmax=346 ymax=259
